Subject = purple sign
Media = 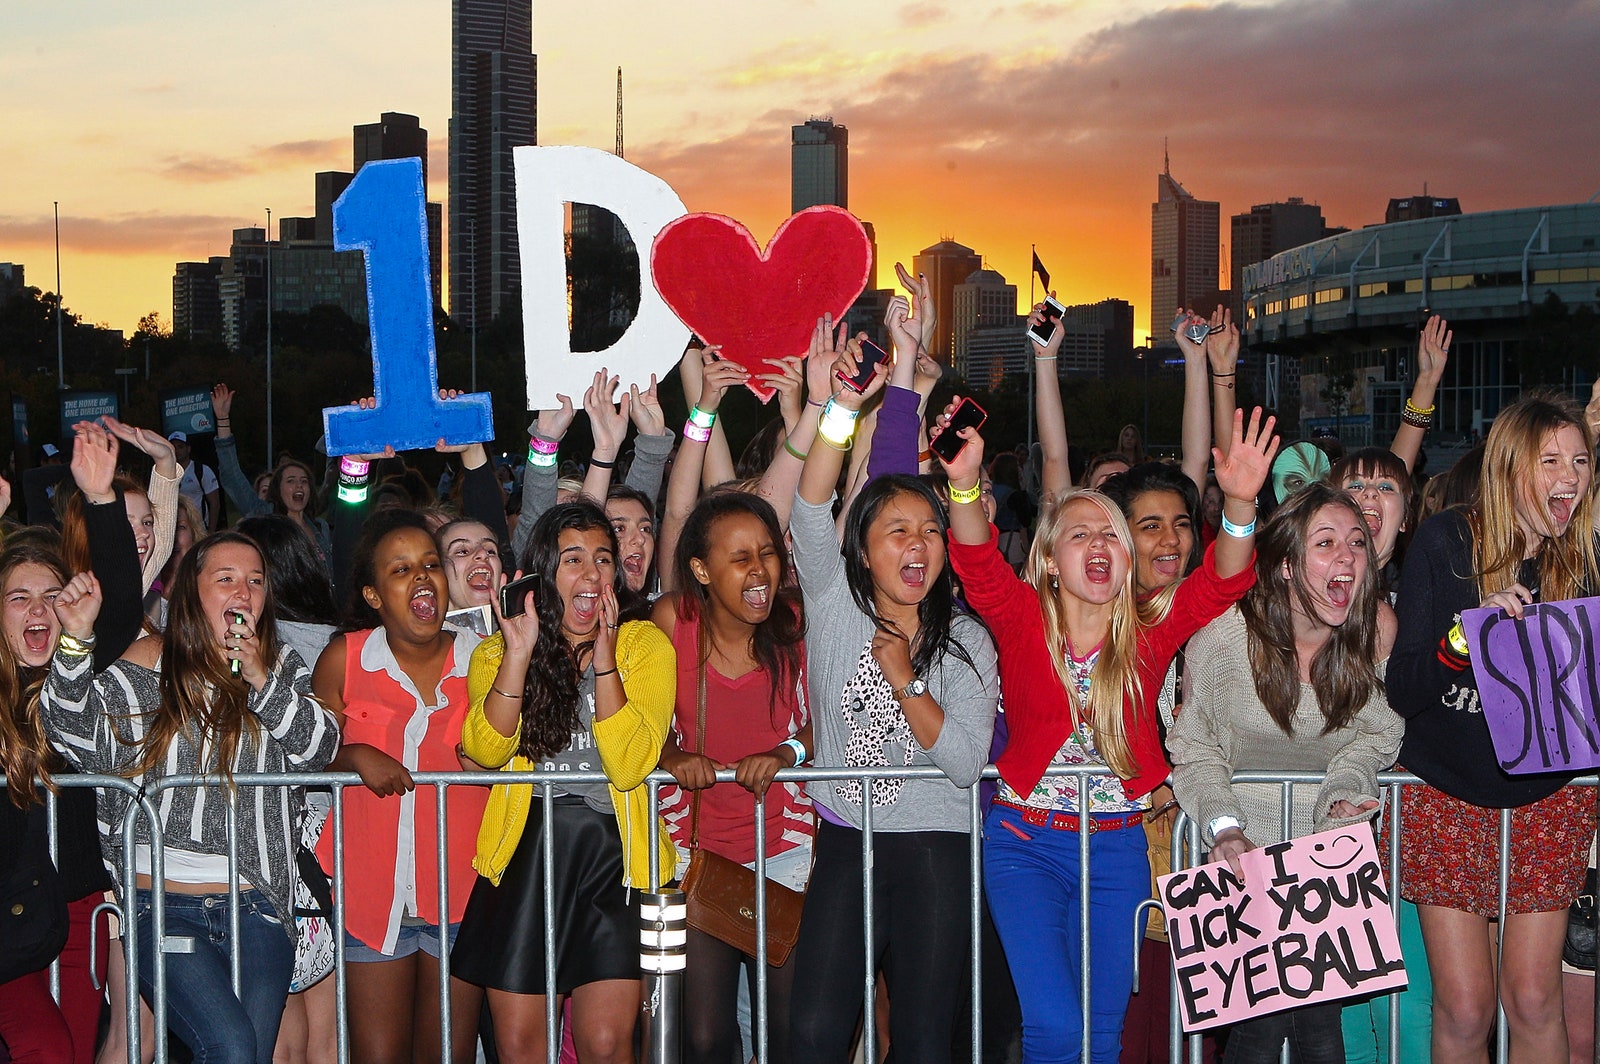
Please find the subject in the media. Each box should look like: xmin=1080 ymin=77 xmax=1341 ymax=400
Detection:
xmin=1462 ymin=598 xmax=1600 ymax=774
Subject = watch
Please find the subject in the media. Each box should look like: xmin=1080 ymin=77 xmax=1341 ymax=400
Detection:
xmin=894 ymin=677 xmax=928 ymax=701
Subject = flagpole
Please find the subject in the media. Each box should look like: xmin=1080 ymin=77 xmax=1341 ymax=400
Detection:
xmin=1027 ymin=245 xmax=1036 ymax=453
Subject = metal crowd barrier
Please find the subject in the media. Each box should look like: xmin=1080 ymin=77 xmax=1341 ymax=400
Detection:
xmin=13 ymin=767 xmax=1600 ymax=1064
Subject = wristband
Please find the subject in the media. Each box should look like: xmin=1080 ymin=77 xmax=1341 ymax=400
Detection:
xmin=588 ymin=456 xmax=615 ymax=469
xmin=780 ymin=737 xmax=808 ymax=765
xmin=528 ymin=435 xmax=560 ymax=456
xmin=490 ymin=684 xmax=522 ymax=701
xmin=687 ymin=405 xmax=717 ymax=430
xmin=918 ymin=449 xmax=934 ymax=464
xmin=58 ymin=633 xmax=97 ymax=657
xmin=1208 ymin=815 xmax=1242 ymax=841
xmin=682 ymin=420 xmax=713 ymax=444
xmin=1220 ymin=514 xmax=1256 ymax=538
xmin=526 ymin=445 xmax=558 ymax=468
xmin=1211 ymin=371 xmax=1236 ymax=378
xmin=805 ymin=396 xmax=828 ymax=408
xmin=337 ymin=458 xmax=372 ymax=503
xmin=338 ymin=456 xmax=370 ymax=477
xmin=817 ymin=399 xmax=860 ymax=449
xmin=593 ymin=667 xmax=618 ymax=678
xmin=1438 ymin=621 xmax=1471 ymax=671
xmin=783 ymin=438 xmax=809 ymax=462
xmin=947 ymin=481 xmax=982 ymax=506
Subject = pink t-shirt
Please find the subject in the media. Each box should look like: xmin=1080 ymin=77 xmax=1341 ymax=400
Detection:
xmin=659 ymin=610 xmax=813 ymax=864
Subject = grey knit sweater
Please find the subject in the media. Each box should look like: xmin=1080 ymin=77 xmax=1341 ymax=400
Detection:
xmin=790 ymin=495 xmax=999 ymax=833
xmin=1168 ymin=607 xmax=1403 ymax=848
xmin=40 ymin=644 xmax=340 ymax=943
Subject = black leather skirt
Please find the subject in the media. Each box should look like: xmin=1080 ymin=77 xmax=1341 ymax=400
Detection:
xmin=451 ymin=796 xmax=636 ymax=995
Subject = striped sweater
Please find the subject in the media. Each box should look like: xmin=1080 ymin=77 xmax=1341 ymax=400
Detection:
xmin=39 ymin=644 xmax=340 ymax=943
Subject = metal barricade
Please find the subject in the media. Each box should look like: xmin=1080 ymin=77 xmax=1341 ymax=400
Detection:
xmin=11 ymin=766 xmax=1599 ymax=1064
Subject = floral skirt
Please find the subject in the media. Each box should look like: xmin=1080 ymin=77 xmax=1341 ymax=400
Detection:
xmin=1391 ymin=781 xmax=1596 ymax=917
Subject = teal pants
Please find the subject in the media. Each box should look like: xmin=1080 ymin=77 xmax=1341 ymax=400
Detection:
xmin=1341 ymin=898 xmax=1432 ymax=1063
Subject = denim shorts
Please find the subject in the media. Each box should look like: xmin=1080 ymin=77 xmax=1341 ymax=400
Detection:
xmin=343 ymin=920 xmax=461 ymax=963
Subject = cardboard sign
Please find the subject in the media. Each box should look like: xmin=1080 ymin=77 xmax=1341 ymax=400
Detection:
xmin=59 ymin=391 xmax=118 ymax=439
xmin=161 ymin=387 xmax=217 ymax=437
xmin=322 ymin=158 xmax=494 ymax=456
xmin=1158 ymin=827 xmax=1406 ymax=1032
xmin=515 ymin=146 xmax=690 ymax=411
xmin=650 ymin=206 xmax=872 ymax=402
xmin=1463 ymin=598 xmax=1600 ymax=774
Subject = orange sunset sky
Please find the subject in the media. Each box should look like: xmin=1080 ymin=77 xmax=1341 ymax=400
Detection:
xmin=4 ymin=0 xmax=1599 ymax=341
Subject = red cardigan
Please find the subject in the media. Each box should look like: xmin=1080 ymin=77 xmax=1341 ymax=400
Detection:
xmin=949 ymin=525 xmax=1254 ymax=801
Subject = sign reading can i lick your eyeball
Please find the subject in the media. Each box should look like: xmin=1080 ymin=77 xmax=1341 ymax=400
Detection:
xmin=320 ymin=149 xmax=873 ymax=457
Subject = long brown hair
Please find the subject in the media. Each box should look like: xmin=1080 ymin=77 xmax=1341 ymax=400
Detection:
xmin=1472 ymin=391 xmax=1600 ymax=602
xmin=0 ymin=544 xmax=68 ymax=807
xmin=1240 ymin=484 xmax=1382 ymax=735
xmin=135 ymin=533 xmax=282 ymax=783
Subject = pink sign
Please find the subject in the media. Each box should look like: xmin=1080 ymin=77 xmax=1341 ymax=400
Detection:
xmin=1156 ymin=826 xmax=1407 ymax=1032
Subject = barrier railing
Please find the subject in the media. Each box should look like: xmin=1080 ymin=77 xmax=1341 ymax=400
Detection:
xmin=13 ymin=767 xmax=1600 ymax=1064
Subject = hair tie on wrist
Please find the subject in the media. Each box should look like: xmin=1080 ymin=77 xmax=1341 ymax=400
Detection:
xmin=588 ymin=456 xmax=615 ymax=469
xmin=593 ymin=667 xmax=618 ymax=678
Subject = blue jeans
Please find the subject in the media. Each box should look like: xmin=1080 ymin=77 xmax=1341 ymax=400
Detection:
xmin=983 ymin=804 xmax=1149 ymax=1064
xmin=132 ymin=888 xmax=294 ymax=1064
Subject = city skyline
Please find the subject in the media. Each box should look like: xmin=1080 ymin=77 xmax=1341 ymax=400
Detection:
xmin=4 ymin=0 xmax=1599 ymax=343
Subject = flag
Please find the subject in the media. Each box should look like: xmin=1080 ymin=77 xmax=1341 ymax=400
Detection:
xmin=1031 ymin=251 xmax=1050 ymax=291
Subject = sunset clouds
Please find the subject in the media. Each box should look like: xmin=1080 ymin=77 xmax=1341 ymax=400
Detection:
xmin=3 ymin=0 xmax=1595 ymax=335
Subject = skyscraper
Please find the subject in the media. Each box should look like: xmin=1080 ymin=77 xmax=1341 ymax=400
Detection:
xmin=791 ymin=118 xmax=847 ymax=214
xmin=1230 ymin=199 xmax=1325 ymax=319
xmin=912 ymin=239 xmax=983 ymax=366
xmin=951 ymin=268 xmax=1018 ymax=379
xmin=450 ymin=0 xmax=537 ymax=329
xmin=172 ymin=258 xmax=227 ymax=343
xmin=1150 ymin=158 xmax=1220 ymax=341
xmin=352 ymin=113 xmax=443 ymax=308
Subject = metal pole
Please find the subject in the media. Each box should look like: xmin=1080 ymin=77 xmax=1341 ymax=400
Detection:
xmin=640 ymin=888 xmax=685 ymax=1064
xmin=54 ymin=201 xmax=64 ymax=390
xmin=265 ymin=208 xmax=274 ymax=462
xmin=1028 ymin=244 xmax=1036 ymax=452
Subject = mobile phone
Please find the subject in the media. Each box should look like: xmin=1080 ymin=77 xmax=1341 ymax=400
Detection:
xmin=499 ymin=573 xmax=540 ymax=618
xmin=930 ymin=398 xmax=989 ymax=464
xmin=1171 ymin=310 xmax=1213 ymax=345
xmin=230 ymin=611 xmax=244 ymax=675
xmin=1028 ymin=296 xmax=1066 ymax=347
xmin=836 ymin=339 xmax=890 ymax=393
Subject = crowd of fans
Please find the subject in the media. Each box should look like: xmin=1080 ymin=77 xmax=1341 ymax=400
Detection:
xmin=2 ymin=275 xmax=1598 ymax=1064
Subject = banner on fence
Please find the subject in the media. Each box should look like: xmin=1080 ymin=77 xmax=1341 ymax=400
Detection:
xmin=1463 ymin=598 xmax=1600 ymax=774
xmin=1158 ymin=826 xmax=1406 ymax=1032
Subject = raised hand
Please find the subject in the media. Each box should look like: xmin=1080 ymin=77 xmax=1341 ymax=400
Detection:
xmin=628 ymin=374 xmax=666 ymax=437
xmin=804 ymin=317 xmax=843 ymax=406
xmin=885 ymin=294 xmax=920 ymax=358
xmin=1417 ymin=314 xmax=1452 ymax=386
xmin=345 ymin=398 xmax=398 ymax=462
xmin=211 ymin=383 xmax=235 ymax=421
xmin=584 ymin=369 xmax=630 ymax=462
xmin=696 ymin=348 xmax=749 ymax=415
xmin=1027 ymin=300 xmax=1066 ymax=360
xmin=932 ymin=395 xmax=985 ymax=486
xmin=491 ymin=570 xmax=540 ymax=664
xmin=913 ymin=348 xmax=944 ymax=398
xmin=70 ymin=421 xmax=118 ymax=504
xmin=757 ymin=356 xmax=806 ymax=433
xmin=828 ymin=335 xmax=887 ymax=413
xmin=1212 ymin=407 xmax=1280 ymax=503
xmin=895 ymin=263 xmax=936 ymax=351
xmin=535 ymin=393 xmax=577 ymax=442
xmin=103 ymin=416 xmax=178 ymax=477
xmin=1172 ymin=306 xmax=1210 ymax=363
xmin=53 ymin=572 xmax=102 ymax=641
xmin=1204 ymin=305 xmax=1239 ymax=374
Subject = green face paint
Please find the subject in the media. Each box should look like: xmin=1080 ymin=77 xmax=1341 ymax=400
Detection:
xmin=1271 ymin=442 xmax=1331 ymax=503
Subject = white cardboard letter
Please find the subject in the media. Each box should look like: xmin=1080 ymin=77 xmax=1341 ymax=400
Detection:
xmin=515 ymin=146 xmax=689 ymax=411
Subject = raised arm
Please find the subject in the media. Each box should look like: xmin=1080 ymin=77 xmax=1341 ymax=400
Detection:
xmin=751 ymin=354 xmax=819 ymax=531
xmin=103 ymin=416 xmax=179 ymax=590
xmin=1390 ymin=314 xmax=1450 ymax=472
xmin=678 ymin=343 xmax=737 ymax=489
xmin=1209 ymin=408 xmax=1278 ymax=580
xmin=582 ymin=368 xmax=629 ymax=503
xmin=513 ymin=394 xmax=577 ymax=562
xmin=656 ymin=352 xmax=749 ymax=594
xmin=1028 ymin=301 xmax=1072 ymax=500
xmin=210 ymin=384 xmax=271 ymax=519
xmin=622 ymin=374 xmax=674 ymax=503
xmin=1174 ymin=307 xmax=1214 ymax=491
xmin=1202 ymin=308 xmax=1240 ymax=464
xmin=932 ymin=395 xmax=991 ymax=547
xmin=797 ymin=338 xmax=887 ymax=508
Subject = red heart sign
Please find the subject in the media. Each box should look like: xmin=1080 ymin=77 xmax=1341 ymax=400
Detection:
xmin=649 ymin=206 xmax=873 ymax=402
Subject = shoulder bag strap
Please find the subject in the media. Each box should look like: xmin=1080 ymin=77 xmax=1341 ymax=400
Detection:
xmin=689 ymin=616 xmax=708 ymax=853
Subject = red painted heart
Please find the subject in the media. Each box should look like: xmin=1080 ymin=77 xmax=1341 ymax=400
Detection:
xmin=649 ymin=206 xmax=872 ymax=402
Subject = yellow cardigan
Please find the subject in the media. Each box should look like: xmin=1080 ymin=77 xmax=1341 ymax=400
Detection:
xmin=461 ymin=621 xmax=679 ymax=889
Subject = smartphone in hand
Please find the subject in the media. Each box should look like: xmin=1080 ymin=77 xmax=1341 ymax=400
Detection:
xmin=1028 ymin=296 xmax=1066 ymax=347
xmin=930 ymin=398 xmax=989 ymax=464
xmin=499 ymin=572 xmax=539 ymax=618
xmin=837 ymin=339 xmax=890 ymax=393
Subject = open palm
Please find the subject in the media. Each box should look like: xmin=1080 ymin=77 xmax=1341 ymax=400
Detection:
xmin=1212 ymin=407 xmax=1279 ymax=502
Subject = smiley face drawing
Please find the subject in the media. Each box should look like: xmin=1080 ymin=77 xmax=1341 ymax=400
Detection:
xmin=1308 ymin=833 xmax=1364 ymax=872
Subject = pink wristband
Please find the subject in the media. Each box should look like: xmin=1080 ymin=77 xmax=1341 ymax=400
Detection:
xmin=682 ymin=420 xmax=713 ymax=444
xmin=528 ymin=436 xmax=559 ymax=456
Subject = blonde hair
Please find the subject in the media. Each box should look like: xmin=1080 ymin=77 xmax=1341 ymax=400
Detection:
xmin=1024 ymin=489 xmax=1145 ymax=778
xmin=1473 ymin=391 xmax=1600 ymax=602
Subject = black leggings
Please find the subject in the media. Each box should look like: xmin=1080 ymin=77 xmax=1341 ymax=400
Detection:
xmin=1221 ymin=1001 xmax=1345 ymax=1064
xmin=790 ymin=821 xmax=973 ymax=1064
xmin=681 ymin=926 xmax=797 ymax=1064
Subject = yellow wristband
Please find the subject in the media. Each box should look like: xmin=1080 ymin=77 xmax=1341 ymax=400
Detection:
xmin=1447 ymin=622 xmax=1469 ymax=658
xmin=947 ymin=481 xmax=982 ymax=506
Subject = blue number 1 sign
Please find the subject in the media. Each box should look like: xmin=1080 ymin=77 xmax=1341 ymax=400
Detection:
xmin=322 ymin=158 xmax=494 ymax=456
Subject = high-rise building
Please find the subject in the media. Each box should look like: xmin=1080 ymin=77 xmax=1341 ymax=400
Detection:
xmin=1385 ymin=193 xmax=1461 ymax=225
xmin=450 ymin=0 xmax=538 ymax=329
xmin=349 ymin=113 xmax=443 ymax=308
xmin=791 ymin=118 xmax=847 ymax=214
xmin=1150 ymin=161 xmax=1220 ymax=341
xmin=951 ymin=268 xmax=1017 ymax=379
xmin=1063 ymin=298 xmax=1137 ymax=378
xmin=172 ymin=258 xmax=227 ymax=342
xmin=0 ymin=263 xmax=23 ymax=301
xmin=1230 ymin=199 xmax=1326 ymax=319
xmin=912 ymin=239 xmax=983 ymax=366
xmin=963 ymin=323 xmax=1029 ymax=392
xmin=219 ymin=229 xmax=270 ymax=352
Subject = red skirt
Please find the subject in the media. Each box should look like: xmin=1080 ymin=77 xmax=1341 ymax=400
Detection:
xmin=1391 ymin=782 xmax=1596 ymax=917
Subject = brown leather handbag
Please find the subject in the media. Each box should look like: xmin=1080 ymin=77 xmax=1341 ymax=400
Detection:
xmin=680 ymin=633 xmax=807 ymax=966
